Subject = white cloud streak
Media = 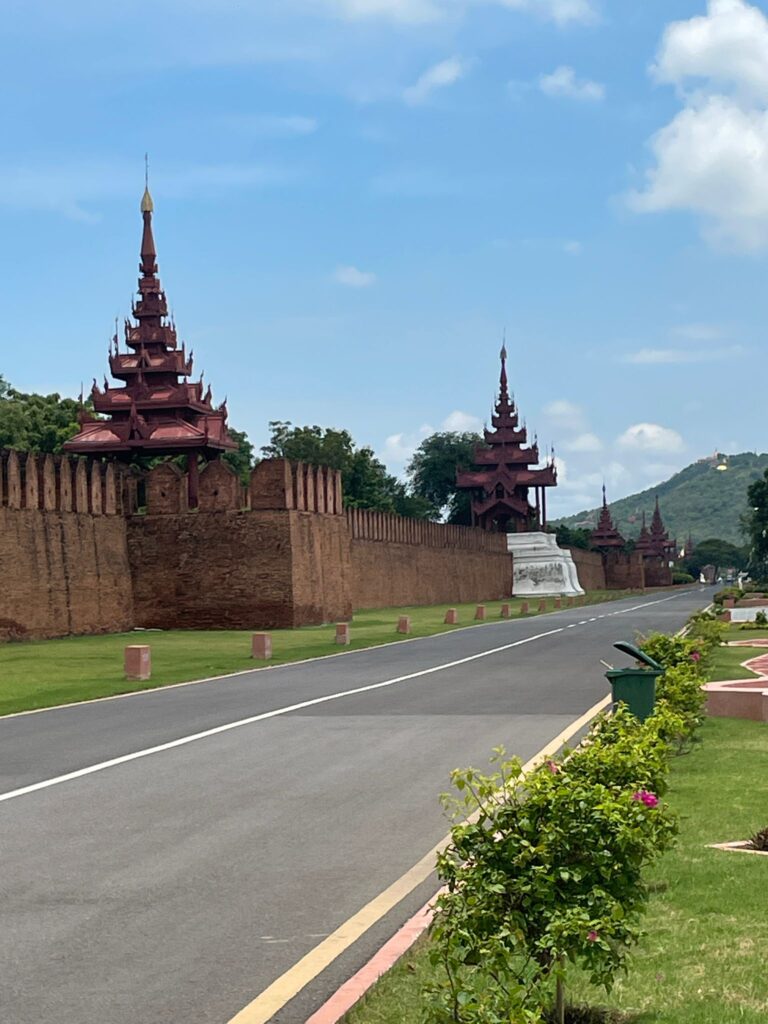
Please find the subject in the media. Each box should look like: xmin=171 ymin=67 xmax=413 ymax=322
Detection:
xmin=403 ymin=56 xmax=469 ymax=105
xmin=538 ymin=65 xmax=605 ymax=101
xmin=334 ymin=265 xmax=377 ymax=287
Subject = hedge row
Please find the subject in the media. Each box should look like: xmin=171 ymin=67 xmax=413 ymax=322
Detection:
xmin=424 ymin=615 xmax=723 ymax=1024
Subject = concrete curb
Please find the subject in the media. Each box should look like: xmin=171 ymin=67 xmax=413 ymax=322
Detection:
xmin=304 ymin=894 xmax=440 ymax=1024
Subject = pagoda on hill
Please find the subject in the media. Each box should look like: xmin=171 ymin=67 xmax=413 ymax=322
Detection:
xmin=590 ymin=485 xmax=626 ymax=550
xmin=455 ymin=346 xmax=557 ymax=532
xmin=64 ymin=182 xmax=236 ymax=506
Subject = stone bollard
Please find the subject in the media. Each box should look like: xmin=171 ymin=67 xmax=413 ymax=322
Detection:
xmin=500 ymin=603 xmax=511 ymax=619
xmin=397 ymin=615 xmax=412 ymax=635
xmin=125 ymin=644 xmax=151 ymax=681
xmin=475 ymin=605 xmax=486 ymax=621
xmin=251 ymin=633 xmax=272 ymax=660
xmin=336 ymin=623 xmax=351 ymax=646
xmin=444 ymin=608 xmax=458 ymax=625
xmin=554 ymin=597 xmax=562 ymax=609
xmin=520 ymin=601 xmax=529 ymax=616
xmin=538 ymin=599 xmax=548 ymax=613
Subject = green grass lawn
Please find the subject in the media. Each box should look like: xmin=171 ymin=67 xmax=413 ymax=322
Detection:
xmin=0 ymin=590 xmax=637 ymax=717
xmin=708 ymin=625 xmax=768 ymax=682
xmin=344 ymin=717 xmax=768 ymax=1024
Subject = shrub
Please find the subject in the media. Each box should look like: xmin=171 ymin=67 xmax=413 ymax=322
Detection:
xmin=427 ymin=724 xmax=678 ymax=1024
xmin=713 ymin=586 xmax=742 ymax=605
xmin=672 ymin=570 xmax=695 ymax=585
xmin=756 ymin=610 xmax=768 ymax=627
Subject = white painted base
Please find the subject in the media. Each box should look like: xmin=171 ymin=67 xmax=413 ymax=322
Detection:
xmin=506 ymin=532 xmax=585 ymax=598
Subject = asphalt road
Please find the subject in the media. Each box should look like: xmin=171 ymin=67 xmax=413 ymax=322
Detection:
xmin=0 ymin=588 xmax=709 ymax=1024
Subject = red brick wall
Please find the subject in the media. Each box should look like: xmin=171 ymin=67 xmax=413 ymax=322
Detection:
xmin=605 ymin=551 xmax=645 ymax=590
xmin=0 ymin=508 xmax=132 ymax=640
xmin=349 ymin=539 xmax=512 ymax=609
xmin=567 ymin=548 xmax=607 ymax=591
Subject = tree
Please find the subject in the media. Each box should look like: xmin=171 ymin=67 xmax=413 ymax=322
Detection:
xmin=682 ymin=537 xmax=748 ymax=579
xmin=407 ymin=431 xmax=482 ymax=523
xmin=261 ymin=421 xmax=432 ymax=517
xmin=745 ymin=469 xmax=768 ymax=575
xmin=222 ymin=428 xmax=256 ymax=484
xmin=553 ymin=524 xmax=592 ymax=550
xmin=0 ymin=377 xmax=83 ymax=453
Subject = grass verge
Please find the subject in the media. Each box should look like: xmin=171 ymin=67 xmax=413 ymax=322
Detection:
xmin=708 ymin=625 xmax=768 ymax=682
xmin=343 ymin=717 xmax=768 ymax=1024
xmin=0 ymin=590 xmax=639 ymax=717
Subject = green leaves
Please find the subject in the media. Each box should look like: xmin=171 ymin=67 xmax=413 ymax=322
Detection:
xmin=423 ymin=657 xmax=706 ymax=1024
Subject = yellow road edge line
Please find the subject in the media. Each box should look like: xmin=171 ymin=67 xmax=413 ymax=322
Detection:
xmin=226 ymin=692 xmax=613 ymax=1024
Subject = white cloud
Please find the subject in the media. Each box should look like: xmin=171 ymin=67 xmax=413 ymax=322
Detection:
xmin=380 ymin=424 xmax=433 ymax=466
xmin=0 ymin=160 xmax=296 ymax=221
xmin=616 ymin=423 xmax=685 ymax=454
xmin=631 ymin=1 xmax=768 ymax=249
xmin=564 ymin=432 xmax=603 ymax=453
xmin=670 ymin=322 xmax=724 ymax=341
xmin=542 ymin=399 xmax=586 ymax=432
xmin=223 ymin=114 xmax=319 ymax=137
xmin=538 ymin=65 xmax=605 ymax=101
xmin=322 ymin=0 xmax=597 ymax=25
xmin=652 ymin=0 xmax=768 ymax=101
xmin=403 ymin=56 xmax=469 ymax=105
xmin=333 ymin=265 xmax=377 ymax=287
xmin=622 ymin=345 xmax=745 ymax=365
xmin=442 ymin=409 xmax=483 ymax=432
xmin=562 ymin=239 xmax=583 ymax=254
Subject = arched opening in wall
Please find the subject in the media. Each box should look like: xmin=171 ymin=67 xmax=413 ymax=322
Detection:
xmin=136 ymin=478 xmax=147 ymax=511
xmin=495 ymin=484 xmax=504 ymax=499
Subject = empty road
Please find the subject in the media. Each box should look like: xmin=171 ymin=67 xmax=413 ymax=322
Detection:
xmin=0 ymin=588 xmax=708 ymax=1024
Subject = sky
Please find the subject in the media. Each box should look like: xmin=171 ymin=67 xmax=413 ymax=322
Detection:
xmin=1 ymin=0 xmax=767 ymax=516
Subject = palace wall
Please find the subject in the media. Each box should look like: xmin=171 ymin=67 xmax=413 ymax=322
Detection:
xmin=566 ymin=548 xmax=607 ymax=591
xmin=0 ymin=454 xmax=661 ymax=643
xmin=347 ymin=507 xmax=511 ymax=609
xmin=0 ymin=452 xmax=132 ymax=640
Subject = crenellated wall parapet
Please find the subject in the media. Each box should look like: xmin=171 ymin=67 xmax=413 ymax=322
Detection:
xmin=346 ymin=506 xmax=507 ymax=552
xmin=0 ymin=450 xmax=122 ymax=515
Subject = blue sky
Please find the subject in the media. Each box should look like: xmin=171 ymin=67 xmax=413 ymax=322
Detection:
xmin=2 ymin=0 xmax=766 ymax=515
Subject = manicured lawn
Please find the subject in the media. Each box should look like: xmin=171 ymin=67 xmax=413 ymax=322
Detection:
xmin=708 ymin=625 xmax=768 ymax=682
xmin=343 ymin=717 xmax=768 ymax=1024
xmin=0 ymin=590 xmax=636 ymax=717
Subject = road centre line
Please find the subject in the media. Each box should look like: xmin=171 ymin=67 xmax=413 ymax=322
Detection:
xmin=0 ymin=591 xmax=692 ymax=805
xmin=226 ymin=692 xmax=614 ymax=1024
xmin=0 ymin=626 xmax=566 ymax=804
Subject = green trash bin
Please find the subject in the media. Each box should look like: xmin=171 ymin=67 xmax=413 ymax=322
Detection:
xmin=604 ymin=641 xmax=664 ymax=722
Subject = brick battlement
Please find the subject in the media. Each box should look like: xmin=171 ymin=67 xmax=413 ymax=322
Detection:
xmin=346 ymin=506 xmax=507 ymax=552
xmin=0 ymin=449 xmax=121 ymax=515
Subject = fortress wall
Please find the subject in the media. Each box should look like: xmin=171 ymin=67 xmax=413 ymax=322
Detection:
xmin=566 ymin=548 xmax=607 ymax=591
xmin=127 ymin=510 xmax=297 ymax=630
xmin=0 ymin=508 xmax=132 ymax=640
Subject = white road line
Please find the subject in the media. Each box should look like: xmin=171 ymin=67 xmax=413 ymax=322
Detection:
xmin=0 ymin=627 xmax=565 ymax=805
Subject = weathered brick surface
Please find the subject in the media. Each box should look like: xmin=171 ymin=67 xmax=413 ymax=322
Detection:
xmin=0 ymin=508 xmax=132 ymax=640
xmin=128 ymin=510 xmax=297 ymax=629
xmin=567 ymin=548 xmax=607 ymax=591
xmin=348 ymin=539 xmax=512 ymax=609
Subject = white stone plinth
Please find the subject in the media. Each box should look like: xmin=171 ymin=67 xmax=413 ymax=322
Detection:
xmin=507 ymin=532 xmax=585 ymax=598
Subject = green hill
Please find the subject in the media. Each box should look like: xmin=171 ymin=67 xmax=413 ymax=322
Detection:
xmin=557 ymin=452 xmax=768 ymax=547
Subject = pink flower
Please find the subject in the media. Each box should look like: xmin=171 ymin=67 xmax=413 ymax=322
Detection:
xmin=691 ymin=651 xmax=701 ymax=662
xmin=633 ymin=789 xmax=659 ymax=808
xmin=587 ymin=931 xmax=599 ymax=942
xmin=547 ymin=760 xmax=560 ymax=775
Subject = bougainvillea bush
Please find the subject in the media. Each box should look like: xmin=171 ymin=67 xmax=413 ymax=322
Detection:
xmin=425 ymin=618 xmax=715 ymax=1024
xmin=426 ymin=724 xmax=678 ymax=1023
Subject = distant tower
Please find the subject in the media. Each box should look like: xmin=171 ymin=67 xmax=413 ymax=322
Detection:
xmin=65 ymin=181 xmax=236 ymax=506
xmin=455 ymin=345 xmax=557 ymax=532
xmin=590 ymin=485 xmax=625 ymax=551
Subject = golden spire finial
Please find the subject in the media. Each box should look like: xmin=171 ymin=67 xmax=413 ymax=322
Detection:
xmin=141 ymin=153 xmax=154 ymax=212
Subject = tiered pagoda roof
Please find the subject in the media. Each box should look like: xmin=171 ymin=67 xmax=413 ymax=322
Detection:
xmin=65 ymin=186 xmax=236 ymax=461
xmin=634 ymin=498 xmax=676 ymax=559
xmin=590 ymin=485 xmax=625 ymax=550
xmin=456 ymin=346 xmax=557 ymax=532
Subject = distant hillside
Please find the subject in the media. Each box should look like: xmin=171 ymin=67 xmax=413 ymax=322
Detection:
xmin=557 ymin=452 xmax=768 ymax=547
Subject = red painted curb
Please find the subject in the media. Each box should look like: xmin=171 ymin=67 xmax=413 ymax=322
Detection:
xmin=304 ymin=893 xmax=441 ymax=1024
